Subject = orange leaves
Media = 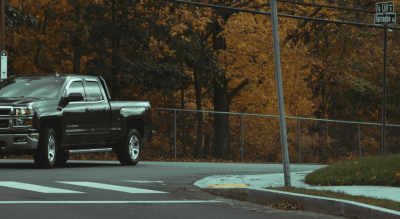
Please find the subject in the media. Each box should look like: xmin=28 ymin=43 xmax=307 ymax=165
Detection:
xmin=396 ymin=172 xmax=400 ymax=179
xmin=169 ymin=23 xmax=188 ymax=37
xmin=148 ymin=37 xmax=175 ymax=60
xmin=218 ymin=11 xmax=314 ymax=117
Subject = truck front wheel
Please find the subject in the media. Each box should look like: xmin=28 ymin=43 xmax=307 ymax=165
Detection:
xmin=33 ymin=127 xmax=57 ymax=168
xmin=117 ymin=129 xmax=141 ymax=165
xmin=55 ymin=152 xmax=70 ymax=166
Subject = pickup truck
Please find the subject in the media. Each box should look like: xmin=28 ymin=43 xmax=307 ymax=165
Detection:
xmin=0 ymin=74 xmax=154 ymax=168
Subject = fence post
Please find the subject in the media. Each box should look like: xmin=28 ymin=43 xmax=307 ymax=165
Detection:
xmin=298 ymin=118 xmax=301 ymax=163
xmin=358 ymin=124 xmax=361 ymax=158
xmin=174 ymin=110 xmax=177 ymax=160
xmin=241 ymin=114 xmax=244 ymax=161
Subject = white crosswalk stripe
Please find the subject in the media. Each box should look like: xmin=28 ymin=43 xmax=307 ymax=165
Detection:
xmin=0 ymin=181 xmax=84 ymax=193
xmin=57 ymin=181 xmax=168 ymax=194
xmin=0 ymin=200 xmax=221 ymax=204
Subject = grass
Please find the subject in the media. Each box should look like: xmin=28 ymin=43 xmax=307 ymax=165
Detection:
xmin=268 ymin=186 xmax=400 ymax=212
xmin=268 ymin=154 xmax=400 ymax=212
xmin=305 ymin=153 xmax=400 ymax=186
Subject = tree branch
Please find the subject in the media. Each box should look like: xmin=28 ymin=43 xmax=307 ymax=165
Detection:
xmin=283 ymin=7 xmax=322 ymax=45
xmin=228 ymin=78 xmax=249 ymax=102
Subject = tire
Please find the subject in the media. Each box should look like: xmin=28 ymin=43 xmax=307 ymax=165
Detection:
xmin=55 ymin=153 xmax=70 ymax=166
xmin=33 ymin=127 xmax=57 ymax=169
xmin=117 ymin=129 xmax=141 ymax=166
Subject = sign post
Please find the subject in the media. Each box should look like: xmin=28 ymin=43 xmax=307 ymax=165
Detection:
xmin=375 ymin=1 xmax=396 ymax=155
xmin=0 ymin=50 xmax=6 ymax=81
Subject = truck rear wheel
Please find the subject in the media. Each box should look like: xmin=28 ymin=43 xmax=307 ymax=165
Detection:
xmin=117 ymin=129 xmax=141 ymax=165
xmin=33 ymin=127 xmax=57 ymax=169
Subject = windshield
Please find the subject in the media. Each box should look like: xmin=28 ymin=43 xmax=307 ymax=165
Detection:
xmin=0 ymin=77 xmax=65 ymax=99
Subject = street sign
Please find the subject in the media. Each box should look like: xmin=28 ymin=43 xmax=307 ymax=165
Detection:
xmin=376 ymin=1 xmax=394 ymax=13
xmin=375 ymin=1 xmax=396 ymax=25
xmin=375 ymin=13 xmax=397 ymax=25
xmin=0 ymin=50 xmax=7 ymax=81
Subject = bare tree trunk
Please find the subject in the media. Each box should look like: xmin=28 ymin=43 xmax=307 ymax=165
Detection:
xmin=111 ymin=0 xmax=120 ymax=98
xmin=194 ymin=40 xmax=207 ymax=158
xmin=73 ymin=6 xmax=82 ymax=74
xmin=213 ymin=76 xmax=230 ymax=160
xmin=194 ymin=66 xmax=203 ymax=158
xmin=180 ymin=61 xmax=187 ymax=157
xmin=211 ymin=21 xmax=249 ymax=160
xmin=34 ymin=9 xmax=49 ymax=68
xmin=163 ymin=96 xmax=173 ymax=158
xmin=73 ymin=40 xmax=81 ymax=74
xmin=0 ymin=0 xmax=5 ymax=51
xmin=203 ymin=133 xmax=211 ymax=159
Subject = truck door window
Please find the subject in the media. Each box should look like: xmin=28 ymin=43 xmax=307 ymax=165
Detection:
xmin=65 ymin=81 xmax=86 ymax=101
xmin=86 ymin=81 xmax=104 ymax=101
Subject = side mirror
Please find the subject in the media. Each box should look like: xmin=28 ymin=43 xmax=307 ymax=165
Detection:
xmin=65 ymin=93 xmax=83 ymax=102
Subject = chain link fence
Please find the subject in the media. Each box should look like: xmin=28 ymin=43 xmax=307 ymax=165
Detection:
xmin=141 ymin=108 xmax=400 ymax=163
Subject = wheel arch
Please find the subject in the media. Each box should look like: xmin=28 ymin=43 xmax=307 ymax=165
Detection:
xmin=126 ymin=119 xmax=144 ymax=139
xmin=39 ymin=119 xmax=63 ymax=143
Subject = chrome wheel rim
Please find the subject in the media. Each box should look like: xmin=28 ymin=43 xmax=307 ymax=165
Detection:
xmin=129 ymin=135 xmax=140 ymax=160
xmin=47 ymin=135 xmax=56 ymax=163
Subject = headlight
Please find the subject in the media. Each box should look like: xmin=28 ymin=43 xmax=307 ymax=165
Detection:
xmin=13 ymin=107 xmax=33 ymax=116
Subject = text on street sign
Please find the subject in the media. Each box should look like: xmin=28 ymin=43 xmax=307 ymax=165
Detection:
xmin=376 ymin=1 xmax=394 ymax=13
xmin=375 ymin=13 xmax=397 ymax=25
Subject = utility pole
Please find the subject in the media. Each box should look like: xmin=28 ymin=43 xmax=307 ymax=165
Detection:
xmin=270 ymin=0 xmax=291 ymax=187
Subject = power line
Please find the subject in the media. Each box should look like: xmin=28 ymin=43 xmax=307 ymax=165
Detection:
xmin=276 ymin=0 xmax=375 ymax=14
xmin=166 ymin=0 xmax=400 ymax=30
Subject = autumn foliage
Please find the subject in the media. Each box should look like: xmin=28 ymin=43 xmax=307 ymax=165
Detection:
xmin=4 ymin=0 xmax=400 ymax=163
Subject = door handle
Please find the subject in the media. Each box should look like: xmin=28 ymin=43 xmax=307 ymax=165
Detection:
xmin=103 ymin=107 xmax=109 ymax=111
xmin=85 ymin=108 xmax=92 ymax=112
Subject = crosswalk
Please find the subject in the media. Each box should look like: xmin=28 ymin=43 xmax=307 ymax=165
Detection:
xmin=0 ymin=181 xmax=167 ymax=194
xmin=0 ymin=181 xmax=84 ymax=193
xmin=58 ymin=181 xmax=167 ymax=194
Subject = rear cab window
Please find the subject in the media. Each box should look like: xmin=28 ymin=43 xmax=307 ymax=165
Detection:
xmin=86 ymin=81 xmax=104 ymax=102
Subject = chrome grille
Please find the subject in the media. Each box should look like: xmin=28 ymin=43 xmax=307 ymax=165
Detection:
xmin=0 ymin=109 xmax=9 ymax=116
xmin=0 ymin=107 xmax=11 ymax=130
xmin=0 ymin=120 xmax=8 ymax=128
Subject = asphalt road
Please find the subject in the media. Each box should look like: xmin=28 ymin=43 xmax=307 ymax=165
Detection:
xmin=0 ymin=160 xmax=347 ymax=219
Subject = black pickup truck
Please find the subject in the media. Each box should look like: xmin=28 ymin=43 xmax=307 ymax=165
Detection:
xmin=0 ymin=74 xmax=154 ymax=168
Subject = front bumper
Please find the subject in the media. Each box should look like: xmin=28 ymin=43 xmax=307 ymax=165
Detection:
xmin=0 ymin=133 xmax=39 ymax=153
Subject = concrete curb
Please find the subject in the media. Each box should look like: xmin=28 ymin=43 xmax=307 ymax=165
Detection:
xmin=203 ymin=188 xmax=400 ymax=219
